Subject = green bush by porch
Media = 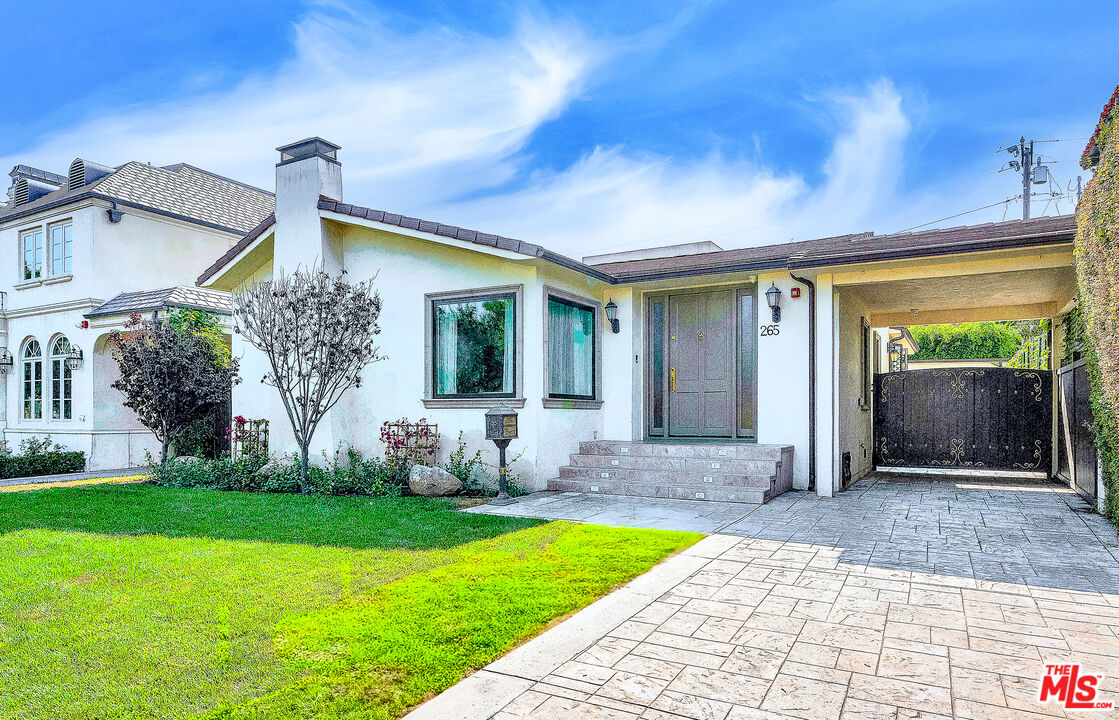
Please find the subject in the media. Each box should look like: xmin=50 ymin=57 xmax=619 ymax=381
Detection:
xmin=0 ymin=484 xmax=700 ymax=719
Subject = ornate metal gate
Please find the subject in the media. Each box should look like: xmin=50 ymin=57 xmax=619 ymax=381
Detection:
xmin=873 ymin=367 xmax=1051 ymax=473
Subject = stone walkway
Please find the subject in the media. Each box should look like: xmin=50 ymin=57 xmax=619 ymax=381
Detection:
xmin=466 ymin=492 xmax=755 ymax=533
xmin=0 ymin=467 xmax=143 ymax=489
xmin=425 ymin=473 xmax=1119 ymax=720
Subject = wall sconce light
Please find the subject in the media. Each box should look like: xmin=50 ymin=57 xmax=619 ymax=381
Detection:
xmin=66 ymin=345 xmax=84 ymax=371
xmin=765 ymin=282 xmax=782 ymax=323
xmin=0 ymin=349 xmax=12 ymax=374
xmin=604 ymin=300 xmax=620 ymax=334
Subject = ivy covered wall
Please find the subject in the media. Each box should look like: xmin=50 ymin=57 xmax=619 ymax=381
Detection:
xmin=1073 ymin=84 xmax=1119 ymax=522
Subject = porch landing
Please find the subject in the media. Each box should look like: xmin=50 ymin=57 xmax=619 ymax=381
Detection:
xmin=548 ymin=440 xmax=795 ymax=504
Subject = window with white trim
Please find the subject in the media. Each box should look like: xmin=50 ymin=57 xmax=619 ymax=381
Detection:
xmin=22 ymin=339 xmax=43 ymax=420
xmin=20 ymin=228 xmax=43 ymax=280
xmin=49 ymin=222 xmax=73 ymax=276
xmin=50 ymin=336 xmax=73 ymax=420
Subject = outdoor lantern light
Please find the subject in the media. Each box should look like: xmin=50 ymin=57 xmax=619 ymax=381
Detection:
xmin=485 ymin=405 xmax=518 ymax=506
xmin=765 ymin=282 xmax=782 ymax=323
xmin=604 ymin=300 xmax=620 ymax=334
xmin=66 ymin=345 xmax=83 ymax=372
xmin=0 ymin=349 xmax=12 ymax=375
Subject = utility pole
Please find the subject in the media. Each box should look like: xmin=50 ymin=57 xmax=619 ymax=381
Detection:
xmin=1002 ymin=136 xmax=1050 ymax=219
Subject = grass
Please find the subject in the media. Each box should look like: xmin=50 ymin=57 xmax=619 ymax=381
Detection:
xmin=0 ymin=483 xmax=701 ymax=719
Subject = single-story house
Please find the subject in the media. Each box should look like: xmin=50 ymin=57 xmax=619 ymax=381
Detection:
xmin=199 ymin=138 xmax=1079 ymax=500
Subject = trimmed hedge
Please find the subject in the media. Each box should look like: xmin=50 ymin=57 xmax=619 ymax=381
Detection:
xmin=0 ymin=437 xmax=86 ymax=479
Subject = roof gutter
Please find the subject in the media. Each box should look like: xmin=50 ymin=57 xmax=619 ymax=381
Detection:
xmin=789 ymin=270 xmax=816 ymax=491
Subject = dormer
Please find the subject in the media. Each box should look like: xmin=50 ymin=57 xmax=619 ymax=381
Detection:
xmin=68 ymin=158 xmax=113 ymax=190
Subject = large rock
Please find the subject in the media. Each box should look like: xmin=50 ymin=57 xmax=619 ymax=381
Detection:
xmin=175 ymin=455 xmax=201 ymax=465
xmin=255 ymin=458 xmax=286 ymax=477
xmin=409 ymin=465 xmax=463 ymax=497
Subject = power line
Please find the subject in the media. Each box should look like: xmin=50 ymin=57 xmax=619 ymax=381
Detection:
xmin=893 ymin=197 xmax=1020 ymax=233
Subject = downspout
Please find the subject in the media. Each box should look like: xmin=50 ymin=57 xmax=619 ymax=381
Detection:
xmin=789 ymin=271 xmax=815 ymax=490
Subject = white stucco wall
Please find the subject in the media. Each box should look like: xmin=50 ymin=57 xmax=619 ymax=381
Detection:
xmin=837 ymin=289 xmax=874 ymax=485
xmin=0 ymin=200 xmax=242 ymax=469
xmin=229 ymin=221 xmax=617 ymax=491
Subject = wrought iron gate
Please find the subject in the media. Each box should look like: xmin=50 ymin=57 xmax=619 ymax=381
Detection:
xmin=874 ymin=367 xmax=1051 ymax=473
xmin=1057 ymin=360 xmax=1097 ymax=501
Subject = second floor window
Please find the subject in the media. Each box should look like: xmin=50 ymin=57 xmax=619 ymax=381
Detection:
xmin=21 ymin=229 xmax=43 ymax=280
xmin=49 ymin=222 xmax=72 ymax=276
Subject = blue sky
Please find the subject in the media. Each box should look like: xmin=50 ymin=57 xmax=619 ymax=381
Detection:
xmin=2 ymin=1 xmax=1115 ymax=256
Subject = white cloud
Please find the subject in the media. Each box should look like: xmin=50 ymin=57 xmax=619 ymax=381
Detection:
xmin=0 ymin=4 xmax=600 ymax=208
xmin=2 ymin=4 xmax=1077 ymax=261
xmin=436 ymin=79 xmax=915 ymax=255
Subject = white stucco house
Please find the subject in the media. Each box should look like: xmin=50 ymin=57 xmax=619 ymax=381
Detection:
xmin=200 ymin=138 xmax=1080 ymax=500
xmin=0 ymin=160 xmax=273 ymax=469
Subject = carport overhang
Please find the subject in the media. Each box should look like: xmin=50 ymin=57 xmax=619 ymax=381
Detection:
xmin=803 ymin=239 xmax=1077 ymax=498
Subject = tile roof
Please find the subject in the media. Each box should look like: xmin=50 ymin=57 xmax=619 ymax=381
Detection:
xmin=86 ymin=286 xmax=232 ymax=319
xmin=594 ymin=214 xmax=1078 ymax=280
xmin=1 ymin=162 xmax=274 ymax=234
xmin=199 ymin=193 xmax=1077 ymax=287
xmin=316 ymin=196 xmax=616 ymax=282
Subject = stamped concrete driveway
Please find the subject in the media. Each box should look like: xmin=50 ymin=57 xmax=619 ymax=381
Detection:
xmin=423 ymin=473 xmax=1119 ymax=720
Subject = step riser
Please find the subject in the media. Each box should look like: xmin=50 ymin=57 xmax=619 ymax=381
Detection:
xmin=579 ymin=441 xmax=786 ymax=461
xmin=559 ymin=466 xmax=773 ymax=488
xmin=548 ymin=478 xmax=767 ymax=504
xmin=568 ymin=455 xmax=778 ymax=474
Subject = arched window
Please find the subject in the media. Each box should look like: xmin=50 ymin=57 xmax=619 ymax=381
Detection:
xmin=22 ymin=339 xmax=42 ymax=420
xmin=50 ymin=336 xmax=73 ymax=420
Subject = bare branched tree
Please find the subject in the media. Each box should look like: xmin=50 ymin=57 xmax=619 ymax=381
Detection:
xmin=234 ymin=267 xmax=384 ymax=492
xmin=110 ymin=313 xmax=240 ymax=466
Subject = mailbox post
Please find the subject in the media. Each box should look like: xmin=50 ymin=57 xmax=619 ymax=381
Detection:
xmin=485 ymin=406 xmax=518 ymax=506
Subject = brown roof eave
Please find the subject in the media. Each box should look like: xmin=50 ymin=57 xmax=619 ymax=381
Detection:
xmin=786 ymin=229 xmax=1074 ymax=271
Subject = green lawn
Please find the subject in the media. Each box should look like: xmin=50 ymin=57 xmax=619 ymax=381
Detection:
xmin=0 ymin=484 xmax=700 ymax=719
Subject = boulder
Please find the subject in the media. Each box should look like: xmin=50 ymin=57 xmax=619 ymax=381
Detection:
xmin=174 ymin=455 xmax=201 ymax=464
xmin=409 ymin=465 xmax=463 ymax=497
xmin=255 ymin=458 xmax=285 ymax=477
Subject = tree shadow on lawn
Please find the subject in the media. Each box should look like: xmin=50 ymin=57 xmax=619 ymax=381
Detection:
xmin=0 ymin=482 xmax=544 ymax=551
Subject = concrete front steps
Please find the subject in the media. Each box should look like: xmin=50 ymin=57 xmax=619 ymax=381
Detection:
xmin=547 ymin=440 xmax=794 ymax=503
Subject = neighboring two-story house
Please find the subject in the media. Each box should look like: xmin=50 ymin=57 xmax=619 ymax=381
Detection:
xmin=0 ymin=160 xmax=273 ymax=469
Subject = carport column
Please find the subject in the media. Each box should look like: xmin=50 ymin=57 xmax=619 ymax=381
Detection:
xmin=814 ymin=274 xmax=838 ymax=497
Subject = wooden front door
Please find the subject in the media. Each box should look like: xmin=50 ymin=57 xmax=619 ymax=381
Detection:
xmin=668 ymin=290 xmax=735 ymax=437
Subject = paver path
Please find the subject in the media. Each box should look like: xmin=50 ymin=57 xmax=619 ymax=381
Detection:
xmin=474 ymin=474 xmax=1119 ymax=719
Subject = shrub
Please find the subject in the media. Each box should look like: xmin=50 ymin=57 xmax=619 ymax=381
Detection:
xmin=909 ymin=322 xmax=1022 ymax=361
xmin=0 ymin=436 xmax=86 ymax=479
xmin=149 ymin=446 xmax=403 ymax=497
xmin=442 ymin=431 xmax=484 ymax=486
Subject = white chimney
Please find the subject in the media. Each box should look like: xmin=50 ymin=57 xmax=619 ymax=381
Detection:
xmin=273 ymin=137 xmax=343 ymax=273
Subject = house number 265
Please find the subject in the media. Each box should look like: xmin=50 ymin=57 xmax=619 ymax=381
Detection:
xmin=759 ymin=324 xmax=780 ymax=336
